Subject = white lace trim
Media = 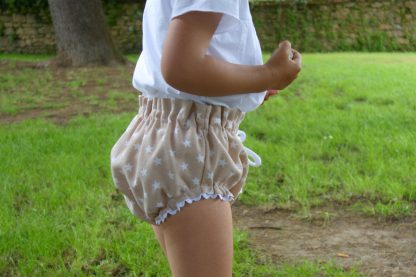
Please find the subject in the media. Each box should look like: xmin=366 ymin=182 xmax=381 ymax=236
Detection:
xmin=155 ymin=193 xmax=234 ymax=225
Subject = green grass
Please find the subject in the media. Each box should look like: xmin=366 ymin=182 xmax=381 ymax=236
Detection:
xmin=1 ymin=53 xmax=415 ymax=275
xmin=238 ymin=53 xmax=416 ymax=217
xmin=0 ymin=53 xmax=52 ymax=61
xmin=0 ymin=61 xmax=136 ymax=117
xmin=0 ymin=114 xmax=363 ymax=276
xmin=0 ymin=53 xmax=138 ymax=63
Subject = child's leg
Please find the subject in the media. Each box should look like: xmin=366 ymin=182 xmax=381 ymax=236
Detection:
xmin=158 ymin=198 xmax=233 ymax=277
xmin=151 ymin=225 xmax=168 ymax=257
xmin=152 ymin=185 xmax=241 ymax=260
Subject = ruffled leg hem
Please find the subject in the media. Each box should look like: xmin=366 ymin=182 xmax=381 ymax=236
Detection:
xmin=154 ymin=193 xmax=235 ymax=225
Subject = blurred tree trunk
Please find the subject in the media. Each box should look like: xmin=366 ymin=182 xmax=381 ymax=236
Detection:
xmin=47 ymin=0 xmax=125 ymax=67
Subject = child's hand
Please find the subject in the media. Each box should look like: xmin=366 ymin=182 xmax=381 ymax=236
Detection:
xmin=264 ymin=40 xmax=302 ymax=91
xmin=261 ymin=89 xmax=279 ymax=105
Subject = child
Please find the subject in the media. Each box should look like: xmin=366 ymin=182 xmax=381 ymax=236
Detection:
xmin=110 ymin=0 xmax=301 ymax=276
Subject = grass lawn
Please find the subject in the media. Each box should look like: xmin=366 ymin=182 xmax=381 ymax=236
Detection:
xmin=1 ymin=52 xmax=415 ymax=276
xmin=240 ymin=53 xmax=416 ymax=218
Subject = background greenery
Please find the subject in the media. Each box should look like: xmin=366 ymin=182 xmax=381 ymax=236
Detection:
xmin=1 ymin=52 xmax=415 ymax=275
xmin=1 ymin=0 xmax=415 ymax=53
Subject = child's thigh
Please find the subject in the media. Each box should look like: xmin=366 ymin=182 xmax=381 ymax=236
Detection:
xmin=160 ymin=198 xmax=233 ymax=277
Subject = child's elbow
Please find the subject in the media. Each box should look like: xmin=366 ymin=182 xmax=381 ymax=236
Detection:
xmin=161 ymin=58 xmax=178 ymax=89
xmin=161 ymin=56 xmax=193 ymax=92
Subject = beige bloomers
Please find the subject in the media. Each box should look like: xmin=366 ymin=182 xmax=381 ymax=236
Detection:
xmin=110 ymin=95 xmax=250 ymax=225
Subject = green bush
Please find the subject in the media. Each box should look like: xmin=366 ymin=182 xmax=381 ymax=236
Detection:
xmin=0 ymin=0 xmax=142 ymax=14
xmin=0 ymin=0 xmax=47 ymax=14
xmin=0 ymin=22 xmax=5 ymax=37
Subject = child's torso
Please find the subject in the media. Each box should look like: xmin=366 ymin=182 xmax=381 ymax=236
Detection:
xmin=132 ymin=0 xmax=267 ymax=112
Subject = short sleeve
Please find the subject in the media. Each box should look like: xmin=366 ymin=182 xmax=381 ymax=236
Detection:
xmin=171 ymin=0 xmax=240 ymax=30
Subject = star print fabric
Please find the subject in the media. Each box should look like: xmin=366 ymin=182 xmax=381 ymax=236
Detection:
xmin=110 ymin=95 xmax=249 ymax=225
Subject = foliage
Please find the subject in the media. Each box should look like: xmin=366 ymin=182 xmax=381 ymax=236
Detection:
xmin=1 ymin=53 xmax=414 ymax=275
xmin=0 ymin=21 xmax=5 ymax=36
xmin=0 ymin=0 xmax=49 ymax=14
xmin=1 ymin=53 xmax=415 ymax=218
xmin=0 ymin=0 xmax=142 ymax=14
xmin=251 ymin=1 xmax=414 ymax=52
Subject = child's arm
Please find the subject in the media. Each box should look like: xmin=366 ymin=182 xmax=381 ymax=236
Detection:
xmin=161 ymin=11 xmax=302 ymax=97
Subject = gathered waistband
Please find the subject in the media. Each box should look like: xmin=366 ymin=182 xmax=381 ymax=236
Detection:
xmin=138 ymin=95 xmax=246 ymax=133
xmin=137 ymin=95 xmax=262 ymax=167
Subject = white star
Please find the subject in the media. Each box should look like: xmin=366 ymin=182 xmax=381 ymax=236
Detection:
xmin=143 ymin=192 xmax=148 ymax=198
xmin=214 ymin=117 xmax=221 ymax=125
xmin=196 ymin=153 xmax=204 ymax=163
xmin=156 ymin=201 xmax=164 ymax=208
xmin=169 ymin=150 xmax=176 ymax=157
xmin=145 ymin=145 xmax=154 ymax=153
xmin=123 ymin=163 xmax=133 ymax=173
xmin=207 ymin=171 xmax=214 ymax=180
xmin=153 ymin=157 xmax=162 ymax=166
xmin=168 ymin=171 xmax=174 ymax=179
xmin=224 ymin=111 xmax=229 ymax=117
xmin=231 ymin=141 xmax=238 ymax=149
xmin=111 ymin=156 xmax=117 ymax=163
xmin=174 ymin=126 xmax=180 ymax=134
xmin=192 ymin=178 xmax=200 ymax=185
xmin=218 ymin=159 xmax=226 ymax=167
xmin=132 ymin=132 xmax=140 ymax=138
xmin=180 ymin=162 xmax=189 ymax=171
xmin=140 ymin=168 xmax=148 ymax=177
xmin=227 ymin=122 xmax=233 ymax=129
xmin=183 ymin=139 xmax=191 ymax=148
xmin=152 ymin=181 xmax=161 ymax=191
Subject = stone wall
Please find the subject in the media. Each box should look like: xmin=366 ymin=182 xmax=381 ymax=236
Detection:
xmin=252 ymin=0 xmax=416 ymax=52
xmin=0 ymin=3 xmax=144 ymax=54
xmin=0 ymin=0 xmax=415 ymax=54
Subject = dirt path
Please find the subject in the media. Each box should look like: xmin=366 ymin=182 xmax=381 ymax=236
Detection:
xmin=2 ymin=60 xmax=415 ymax=277
xmin=0 ymin=60 xmax=137 ymax=126
xmin=232 ymin=202 xmax=416 ymax=277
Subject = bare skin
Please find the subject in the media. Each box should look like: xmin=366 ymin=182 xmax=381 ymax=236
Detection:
xmin=153 ymin=199 xmax=233 ymax=277
xmin=161 ymin=12 xmax=302 ymax=97
xmin=154 ymin=10 xmax=302 ymax=277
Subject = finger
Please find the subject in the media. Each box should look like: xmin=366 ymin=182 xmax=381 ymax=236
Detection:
xmin=291 ymin=49 xmax=302 ymax=67
xmin=279 ymin=40 xmax=291 ymax=48
xmin=277 ymin=40 xmax=292 ymax=57
xmin=267 ymin=89 xmax=279 ymax=96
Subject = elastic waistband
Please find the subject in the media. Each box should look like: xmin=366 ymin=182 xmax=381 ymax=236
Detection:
xmin=138 ymin=95 xmax=245 ymax=132
xmin=138 ymin=95 xmax=262 ymax=167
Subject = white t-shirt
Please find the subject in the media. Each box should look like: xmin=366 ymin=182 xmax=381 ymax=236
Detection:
xmin=132 ymin=0 xmax=267 ymax=112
